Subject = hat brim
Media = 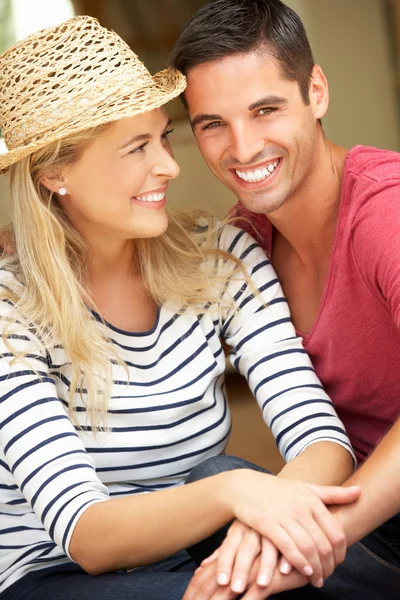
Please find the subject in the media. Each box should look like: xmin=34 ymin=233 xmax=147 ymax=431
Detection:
xmin=0 ymin=68 xmax=186 ymax=175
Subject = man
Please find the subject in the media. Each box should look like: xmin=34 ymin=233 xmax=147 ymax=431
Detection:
xmin=169 ymin=0 xmax=400 ymax=598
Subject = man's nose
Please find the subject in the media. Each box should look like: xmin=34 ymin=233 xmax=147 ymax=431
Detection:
xmin=229 ymin=124 xmax=265 ymax=165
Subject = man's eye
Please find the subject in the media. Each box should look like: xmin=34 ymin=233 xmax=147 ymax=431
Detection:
xmin=257 ymin=107 xmax=276 ymax=116
xmin=202 ymin=121 xmax=223 ymax=131
xmin=130 ymin=142 xmax=148 ymax=154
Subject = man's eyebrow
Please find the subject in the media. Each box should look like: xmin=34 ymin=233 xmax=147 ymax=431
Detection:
xmin=190 ymin=113 xmax=222 ymax=130
xmin=249 ymin=96 xmax=287 ymax=111
xmin=120 ymin=118 xmax=173 ymax=149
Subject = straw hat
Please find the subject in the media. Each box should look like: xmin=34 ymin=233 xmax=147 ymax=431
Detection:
xmin=0 ymin=15 xmax=186 ymax=174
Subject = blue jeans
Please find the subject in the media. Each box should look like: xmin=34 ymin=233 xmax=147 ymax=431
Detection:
xmin=186 ymin=455 xmax=400 ymax=600
xmin=1 ymin=551 xmax=195 ymax=600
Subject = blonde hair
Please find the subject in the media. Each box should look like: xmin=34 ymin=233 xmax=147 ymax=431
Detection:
xmin=2 ymin=123 xmax=244 ymax=429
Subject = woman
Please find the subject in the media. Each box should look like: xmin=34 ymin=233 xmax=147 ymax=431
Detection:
xmin=0 ymin=16 xmax=358 ymax=600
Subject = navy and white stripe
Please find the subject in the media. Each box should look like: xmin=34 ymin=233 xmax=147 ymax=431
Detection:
xmin=0 ymin=225 xmax=354 ymax=592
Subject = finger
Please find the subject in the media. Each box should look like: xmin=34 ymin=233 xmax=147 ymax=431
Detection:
xmin=310 ymin=484 xmax=361 ymax=506
xmin=262 ymin=523 xmax=315 ymax=580
xmin=257 ymin=538 xmax=278 ymax=587
xmin=209 ymin=585 xmax=239 ymax=600
xmin=183 ymin=565 xmax=220 ymax=600
xmin=279 ymin=520 xmax=323 ymax=583
xmin=216 ymin=521 xmax=245 ymax=586
xmin=295 ymin=516 xmax=335 ymax=586
xmin=241 ymin=581 xmax=273 ymax=600
xmin=312 ymin=507 xmax=347 ymax=568
xmin=230 ymin=529 xmax=261 ymax=594
xmin=278 ymin=556 xmax=292 ymax=577
xmin=201 ymin=549 xmax=220 ymax=567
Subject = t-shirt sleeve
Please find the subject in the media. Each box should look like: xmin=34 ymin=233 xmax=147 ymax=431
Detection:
xmin=0 ymin=290 xmax=109 ymax=560
xmin=218 ymin=226 xmax=355 ymax=464
xmin=351 ymin=177 xmax=400 ymax=328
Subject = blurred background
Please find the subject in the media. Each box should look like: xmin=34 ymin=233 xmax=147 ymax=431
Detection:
xmin=1 ymin=0 xmax=400 ymax=470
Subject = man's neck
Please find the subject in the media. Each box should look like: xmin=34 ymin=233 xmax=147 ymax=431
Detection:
xmin=268 ymin=139 xmax=348 ymax=265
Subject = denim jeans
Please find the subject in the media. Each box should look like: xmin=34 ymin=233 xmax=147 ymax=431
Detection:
xmin=186 ymin=454 xmax=400 ymax=600
xmin=0 ymin=551 xmax=195 ymax=600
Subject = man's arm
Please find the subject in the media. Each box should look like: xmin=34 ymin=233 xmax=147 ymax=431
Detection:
xmin=332 ymin=418 xmax=400 ymax=546
xmin=247 ymin=419 xmax=400 ymax=598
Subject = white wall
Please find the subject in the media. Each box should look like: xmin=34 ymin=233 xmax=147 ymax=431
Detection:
xmin=288 ymin=0 xmax=399 ymax=151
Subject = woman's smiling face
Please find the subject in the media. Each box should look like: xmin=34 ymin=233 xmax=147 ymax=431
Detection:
xmin=58 ymin=108 xmax=180 ymax=244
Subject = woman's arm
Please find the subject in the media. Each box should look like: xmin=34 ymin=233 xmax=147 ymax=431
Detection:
xmin=278 ymin=441 xmax=353 ymax=485
xmin=220 ymin=226 xmax=355 ymax=470
xmin=69 ymin=468 xmax=358 ymax=575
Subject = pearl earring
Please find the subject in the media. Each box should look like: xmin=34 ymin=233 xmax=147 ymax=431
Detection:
xmin=58 ymin=187 xmax=67 ymax=196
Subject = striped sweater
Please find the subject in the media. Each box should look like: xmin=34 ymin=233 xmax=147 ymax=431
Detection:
xmin=0 ymin=225 xmax=354 ymax=592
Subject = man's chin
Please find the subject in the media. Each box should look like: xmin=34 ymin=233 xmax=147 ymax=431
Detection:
xmin=238 ymin=194 xmax=286 ymax=215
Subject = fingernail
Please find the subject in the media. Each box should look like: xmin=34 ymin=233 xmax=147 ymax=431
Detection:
xmin=217 ymin=573 xmax=229 ymax=586
xmin=280 ymin=562 xmax=291 ymax=574
xmin=257 ymin=574 xmax=269 ymax=587
xmin=303 ymin=566 xmax=313 ymax=576
xmin=232 ymin=579 xmax=245 ymax=593
xmin=314 ymin=578 xmax=324 ymax=588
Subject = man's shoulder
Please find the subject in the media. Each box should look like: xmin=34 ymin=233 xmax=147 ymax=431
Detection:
xmin=346 ymin=145 xmax=400 ymax=184
xmin=343 ymin=145 xmax=400 ymax=229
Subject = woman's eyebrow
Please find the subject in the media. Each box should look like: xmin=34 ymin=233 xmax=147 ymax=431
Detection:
xmin=120 ymin=118 xmax=173 ymax=149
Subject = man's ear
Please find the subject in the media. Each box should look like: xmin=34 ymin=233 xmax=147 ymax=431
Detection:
xmin=39 ymin=172 xmax=65 ymax=194
xmin=309 ymin=65 xmax=329 ymax=120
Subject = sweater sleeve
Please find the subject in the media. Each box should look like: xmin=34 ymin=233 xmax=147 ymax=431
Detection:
xmin=218 ymin=226 xmax=355 ymax=463
xmin=0 ymin=281 xmax=109 ymax=560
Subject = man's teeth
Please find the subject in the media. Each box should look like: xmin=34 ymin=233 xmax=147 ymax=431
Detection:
xmin=235 ymin=160 xmax=279 ymax=183
xmin=136 ymin=192 xmax=165 ymax=202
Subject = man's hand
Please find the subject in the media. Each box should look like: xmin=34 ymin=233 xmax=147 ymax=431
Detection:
xmin=183 ymin=553 xmax=309 ymax=600
xmin=200 ymin=521 xmax=279 ymax=593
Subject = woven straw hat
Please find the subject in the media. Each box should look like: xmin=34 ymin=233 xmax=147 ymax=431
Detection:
xmin=0 ymin=15 xmax=186 ymax=174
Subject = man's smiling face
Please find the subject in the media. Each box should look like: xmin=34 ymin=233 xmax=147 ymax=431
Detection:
xmin=185 ymin=51 xmax=327 ymax=215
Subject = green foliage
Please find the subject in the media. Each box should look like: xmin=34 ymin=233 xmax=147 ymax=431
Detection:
xmin=0 ymin=0 xmax=14 ymax=54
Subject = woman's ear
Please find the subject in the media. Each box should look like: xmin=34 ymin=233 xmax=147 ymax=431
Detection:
xmin=40 ymin=172 xmax=66 ymax=195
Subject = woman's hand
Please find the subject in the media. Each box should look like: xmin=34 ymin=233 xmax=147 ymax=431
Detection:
xmin=200 ymin=521 xmax=279 ymax=594
xmin=227 ymin=470 xmax=360 ymax=588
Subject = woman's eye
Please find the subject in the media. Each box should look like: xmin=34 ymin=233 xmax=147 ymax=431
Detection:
xmin=162 ymin=128 xmax=174 ymax=140
xmin=130 ymin=142 xmax=148 ymax=154
xmin=161 ymin=129 xmax=174 ymax=144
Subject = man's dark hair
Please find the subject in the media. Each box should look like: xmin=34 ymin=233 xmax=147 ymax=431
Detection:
xmin=169 ymin=0 xmax=315 ymax=105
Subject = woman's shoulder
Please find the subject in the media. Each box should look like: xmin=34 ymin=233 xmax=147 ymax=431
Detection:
xmin=217 ymin=221 xmax=266 ymax=258
xmin=0 ymin=261 xmax=24 ymax=287
xmin=0 ymin=262 xmax=25 ymax=312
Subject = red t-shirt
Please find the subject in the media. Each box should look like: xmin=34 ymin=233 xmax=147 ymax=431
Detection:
xmin=234 ymin=145 xmax=400 ymax=463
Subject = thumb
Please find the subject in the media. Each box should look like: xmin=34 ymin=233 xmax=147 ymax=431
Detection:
xmin=310 ymin=484 xmax=361 ymax=505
